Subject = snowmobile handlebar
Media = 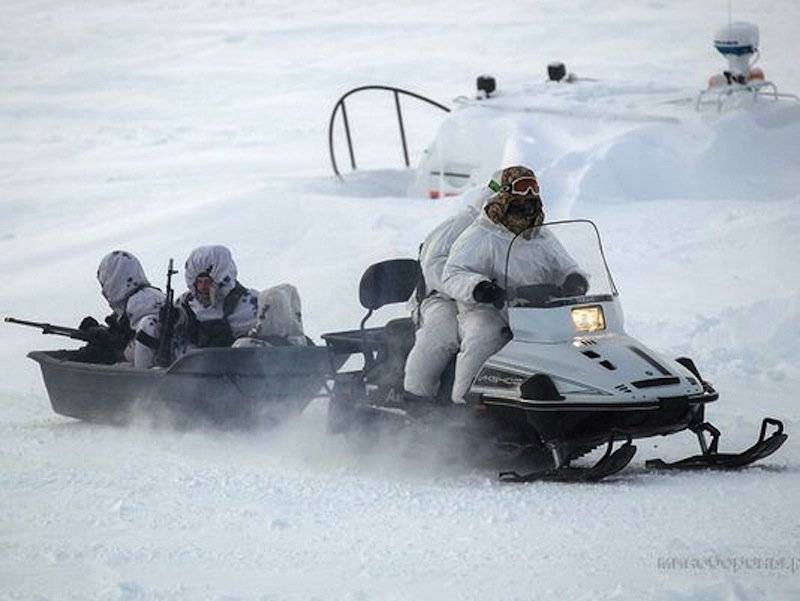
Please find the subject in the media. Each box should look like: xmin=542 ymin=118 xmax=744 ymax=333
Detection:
xmin=512 ymin=284 xmax=563 ymax=306
xmin=511 ymin=279 xmax=599 ymax=308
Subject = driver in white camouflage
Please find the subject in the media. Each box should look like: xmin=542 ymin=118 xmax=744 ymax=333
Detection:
xmin=442 ymin=165 xmax=586 ymax=403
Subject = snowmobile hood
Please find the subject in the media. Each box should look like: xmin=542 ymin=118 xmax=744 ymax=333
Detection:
xmin=97 ymin=250 xmax=151 ymax=308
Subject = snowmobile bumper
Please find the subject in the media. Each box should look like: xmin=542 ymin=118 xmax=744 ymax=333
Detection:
xmin=483 ymin=389 xmax=717 ymax=449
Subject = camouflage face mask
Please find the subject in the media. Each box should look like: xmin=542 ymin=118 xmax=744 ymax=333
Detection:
xmin=504 ymin=203 xmax=544 ymax=234
xmin=485 ymin=165 xmax=544 ymax=234
xmin=485 ymin=194 xmax=544 ymax=235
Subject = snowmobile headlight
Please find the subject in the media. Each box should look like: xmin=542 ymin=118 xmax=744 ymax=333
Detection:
xmin=571 ymin=305 xmax=605 ymax=332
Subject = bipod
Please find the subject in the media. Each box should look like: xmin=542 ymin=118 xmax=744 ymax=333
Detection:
xmin=645 ymin=418 xmax=787 ymax=471
xmin=499 ymin=433 xmax=637 ymax=483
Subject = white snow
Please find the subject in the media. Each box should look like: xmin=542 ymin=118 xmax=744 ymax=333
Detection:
xmin=1 ymin=1 xmax=799 ymax=599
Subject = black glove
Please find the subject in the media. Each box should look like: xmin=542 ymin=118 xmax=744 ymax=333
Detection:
xmin=79 ymin=316 xmax=100 ymax=330
xmin=83 ymin=325 xmax=117 ymax=346
xmin=81 ymin=315 xmax=125 ymax=348
xmin=561 ymin=273 xmax=589 ymax=297
xmin=473 ymin=281 xmax=506 ymax=308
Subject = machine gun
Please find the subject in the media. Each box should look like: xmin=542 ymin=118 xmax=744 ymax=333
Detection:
xmin=5 ymin=317 xmax=102 ymax=343
xmin=155 ymin=258 xmax=178 ymax=368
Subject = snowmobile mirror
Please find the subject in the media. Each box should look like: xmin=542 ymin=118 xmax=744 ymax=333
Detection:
xmin=358 ymin=259 xmax=421 ymax=311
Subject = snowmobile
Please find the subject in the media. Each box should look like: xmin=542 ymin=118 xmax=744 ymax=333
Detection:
xmin=321 ymin=220 xmax=787 ymax=482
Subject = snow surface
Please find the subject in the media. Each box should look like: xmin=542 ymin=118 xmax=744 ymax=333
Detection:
xmin=1 ymin=1 xmax=799 ymax=599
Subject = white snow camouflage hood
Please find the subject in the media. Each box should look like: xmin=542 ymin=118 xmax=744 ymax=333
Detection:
xmin=97 ymin=251 xmax=151 ymax=307
xmin=463 ymin=184 xmax=493 ymax=215
xmin=184 ymin=245 xmax=238 ymax=303
xmin=252 ymin=284 xmax=304 ymax=341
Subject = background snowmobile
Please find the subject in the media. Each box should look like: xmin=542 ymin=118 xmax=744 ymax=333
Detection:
xmin=327 ymin=22 xmax=799 ymax=202
xmin=322 ymin=220 xmax=787 ymax=482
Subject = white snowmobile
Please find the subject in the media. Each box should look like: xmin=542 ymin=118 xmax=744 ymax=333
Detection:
xmin=322 ymin=220 xmax=787 ymax=482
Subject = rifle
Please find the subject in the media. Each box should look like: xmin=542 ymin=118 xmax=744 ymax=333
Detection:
xmin=5 ymin=317 xmax=97 ymax=343
xmin=155 ymin=258 xmax=178 ymax=368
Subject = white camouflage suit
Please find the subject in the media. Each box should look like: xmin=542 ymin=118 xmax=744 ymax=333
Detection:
xmin=403 ymin=187 xmax=491 ymax=398
xmin=233 ymin=283 xmax=308 ymax=348
xmin=97 ymin=251 xmax=165 ymax=369
xmin=174 ymin=245 xmax=259 ymax=357
xmin=442 ymin=213 xmax=581 ymax=402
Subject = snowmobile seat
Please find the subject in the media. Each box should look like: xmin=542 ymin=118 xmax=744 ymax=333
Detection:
xmin=355 ymin=259 xmax=458 ymax=400
xmin=358 ymin=258 xmax=421 ymax=313
xmin=322 ymin=258 xmax=420 ymax=362
xmin=325 ymin=257 xmax=457 ymax=401
xmin=355 ymin=258 xmax=420 ymax=369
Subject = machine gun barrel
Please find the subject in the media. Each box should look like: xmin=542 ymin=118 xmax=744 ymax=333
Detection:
xmin=4 ymin=317 xmax=93 ymax=342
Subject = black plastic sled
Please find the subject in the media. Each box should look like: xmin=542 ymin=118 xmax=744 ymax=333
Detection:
xmin=29 ymin=346 xmax=341 ymax=427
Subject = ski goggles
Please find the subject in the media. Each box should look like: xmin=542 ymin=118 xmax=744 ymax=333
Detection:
xmin=488 ymin=175 xmax=540 ymax=197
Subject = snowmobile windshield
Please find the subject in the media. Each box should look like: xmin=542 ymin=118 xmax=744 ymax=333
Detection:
xmin=504 ymin=220 xmax=617 ymax=308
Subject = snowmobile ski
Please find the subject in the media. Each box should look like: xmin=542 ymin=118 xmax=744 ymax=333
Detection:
xmin=499 ymin=435 xmax=637 ymax=483
xmin=645 ymin=418 xmax=787 ymax=471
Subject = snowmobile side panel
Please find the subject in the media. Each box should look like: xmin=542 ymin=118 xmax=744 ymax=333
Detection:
xmin=474 ymin=332 xmax=707 ymax=406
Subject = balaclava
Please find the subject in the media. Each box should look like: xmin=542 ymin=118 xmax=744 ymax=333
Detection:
xmin=484 ymin=165 xmax=545 ymax=235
